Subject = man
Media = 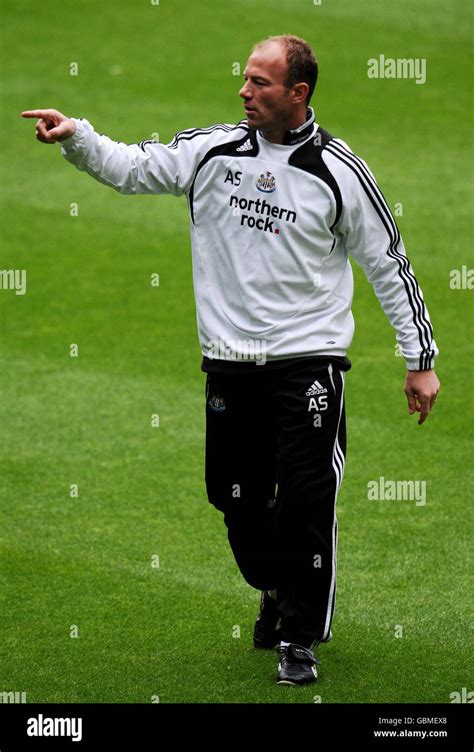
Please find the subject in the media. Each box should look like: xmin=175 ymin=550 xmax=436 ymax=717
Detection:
xmin=22 ymin=35 xmax=440 ymax=686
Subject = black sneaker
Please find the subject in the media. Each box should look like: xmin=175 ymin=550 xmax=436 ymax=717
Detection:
xmin=277 ymin=643 xmax=320 ymax=685
xmin=253 ymin=591 xmax=281 ymax=649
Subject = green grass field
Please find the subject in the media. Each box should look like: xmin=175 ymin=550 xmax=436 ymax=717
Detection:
xmin=0 ymin=0 xmax=472 ymax=704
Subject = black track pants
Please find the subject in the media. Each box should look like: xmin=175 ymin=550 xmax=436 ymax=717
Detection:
xmin=205 ymin=359 xmax=347 ymax=649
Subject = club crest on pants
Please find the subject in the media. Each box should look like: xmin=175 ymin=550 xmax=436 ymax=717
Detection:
xmin=208 ymin=393 xmax=226 ymax=412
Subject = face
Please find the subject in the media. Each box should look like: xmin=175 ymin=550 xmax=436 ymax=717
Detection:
xmin=239 ymin=42 xmax=302 ymax=131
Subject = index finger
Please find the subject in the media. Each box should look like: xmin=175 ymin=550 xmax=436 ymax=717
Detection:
xmin=418 ymin=396 xmax=431 ymax=425
xmin=21 ymin=110 xmax=54 ymax=118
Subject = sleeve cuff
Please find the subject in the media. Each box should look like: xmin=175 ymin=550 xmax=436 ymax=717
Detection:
xmin=58 ymin=118 xmax=84 ymax=153
xmin=405 ymin=357 xmax=436 ymax=371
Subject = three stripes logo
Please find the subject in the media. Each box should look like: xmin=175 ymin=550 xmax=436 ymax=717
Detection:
xmin=236 ymin=139 xmax=253 ymax=152
xmin=306 ymin=379 xmax=328 ymax=396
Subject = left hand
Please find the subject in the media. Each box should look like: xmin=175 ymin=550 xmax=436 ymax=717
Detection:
xmin=404 ymin=369 xmax=440 ymax=425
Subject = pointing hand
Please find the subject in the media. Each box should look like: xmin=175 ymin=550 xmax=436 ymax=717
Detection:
xmin=21 ymin=109 xmax=76 ymax=144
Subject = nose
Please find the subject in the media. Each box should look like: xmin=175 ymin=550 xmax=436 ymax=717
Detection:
xmin=239 ymin=81 xmax=251 ymax=99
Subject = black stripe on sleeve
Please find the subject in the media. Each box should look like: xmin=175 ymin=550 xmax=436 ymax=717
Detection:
xmin=326 ymin=141 xmax=434 ymax=364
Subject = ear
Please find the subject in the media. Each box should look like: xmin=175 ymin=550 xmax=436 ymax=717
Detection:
xmin=291 ymin=82 xmax=309 ymax=104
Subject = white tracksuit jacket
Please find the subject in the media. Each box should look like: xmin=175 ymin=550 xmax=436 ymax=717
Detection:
xmin=59 ymin=107 xmax=438 ymax=371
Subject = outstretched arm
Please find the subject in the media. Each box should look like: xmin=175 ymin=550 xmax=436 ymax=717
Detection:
xmin=21 ymin=108 xmax=184 ymax=195
xmin=21 ymin=108 xmax=214 ymax=196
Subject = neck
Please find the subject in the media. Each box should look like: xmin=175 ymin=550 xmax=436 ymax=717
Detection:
xmin=260 ymin=126 xmax=292 ymax=145
xmin=259 ymin=107 xmax=313 ymax=145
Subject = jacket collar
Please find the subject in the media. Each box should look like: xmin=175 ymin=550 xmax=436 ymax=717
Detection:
xmin=257 ymin=107 xmax=315 ymax=146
